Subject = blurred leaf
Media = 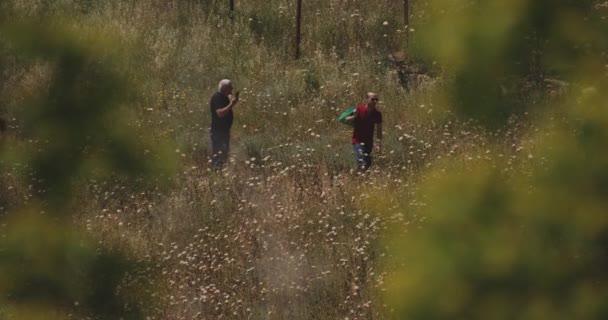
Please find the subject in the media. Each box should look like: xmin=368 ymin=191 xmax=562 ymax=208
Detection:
xmin=0 ymin=208 xmax=146 ymax=319
xmin=0 ymin=17 xmax=172 ymax=320
xmin=0 ymin=19 xmax=176 ymax=210
xmin=384 ymin=1 xmax=608 ymax=319
xmin=414 ymin=0 xmax=608 ymax=127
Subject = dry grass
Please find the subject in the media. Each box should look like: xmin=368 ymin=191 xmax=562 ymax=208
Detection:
xmin=0 ymin=0 xmax=551 ymax=319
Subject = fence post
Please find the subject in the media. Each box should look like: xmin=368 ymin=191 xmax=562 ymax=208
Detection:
xmin=295 ymin=0 xmax=302 ymax=60
xmin=230 ymin=0 xmax=235 ymax=20
xmin=404 ymin=0 xmax=409 ymax=49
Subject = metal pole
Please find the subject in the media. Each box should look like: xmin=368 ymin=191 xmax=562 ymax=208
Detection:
xmin=295 ymin=0 xmax=302 ymax=60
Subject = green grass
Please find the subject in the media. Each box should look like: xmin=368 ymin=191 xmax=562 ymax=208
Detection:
xmin=0 ymin=1 xmax=555 ymax=319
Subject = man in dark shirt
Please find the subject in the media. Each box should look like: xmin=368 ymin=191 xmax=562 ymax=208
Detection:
xmin=345 ymin=92 xmax=383 ymax=172
xmin=209 ymin=79 xmax=239 ymax=170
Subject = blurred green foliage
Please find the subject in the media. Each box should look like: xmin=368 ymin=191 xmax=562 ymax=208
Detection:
xmin=384 ymin=1 xmax=608 ymax=319
xmin=1 ymin=20 xmax=174 ymax=210
xmin=415 ymin=0 xmax=608 ymax=126
xmin=0 ymin=211 xmax=145 ymax=320
xmin=0 ymin=19 xmax=173 ymax=319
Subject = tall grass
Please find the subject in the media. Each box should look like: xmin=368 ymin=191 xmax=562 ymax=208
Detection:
xmin=1 ymin=0 xmax=552 ymax=319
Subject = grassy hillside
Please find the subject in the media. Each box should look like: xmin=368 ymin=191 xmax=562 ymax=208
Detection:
xmin=3 ymin=1 xmax=604 ymax=319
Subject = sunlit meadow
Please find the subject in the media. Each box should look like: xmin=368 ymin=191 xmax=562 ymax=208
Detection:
xmin=2 ymin=0 xmax=601 ymax=319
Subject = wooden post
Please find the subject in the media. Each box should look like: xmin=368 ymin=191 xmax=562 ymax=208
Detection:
xmin=230 ymin=0 xmax=234 ymax=20
xmin=404 ymin=0 xmax=409 ymax=49
xmin=295 ymin=0 xmax=302 ymax=60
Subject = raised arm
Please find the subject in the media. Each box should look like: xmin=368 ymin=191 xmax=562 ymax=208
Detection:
xmin=216 ymin=92 xmax=239 ymax=118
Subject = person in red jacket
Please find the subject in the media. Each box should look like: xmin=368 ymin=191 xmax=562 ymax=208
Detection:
xmin=345 ymin=92 xmax=383 ymax=172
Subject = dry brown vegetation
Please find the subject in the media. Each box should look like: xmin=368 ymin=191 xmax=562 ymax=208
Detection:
xmin=0 ymin=0 xmax=571 ymax=319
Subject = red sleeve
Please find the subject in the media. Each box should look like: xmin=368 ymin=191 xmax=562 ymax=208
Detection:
xmin=356 ymin=105 xmax=365 ymax=114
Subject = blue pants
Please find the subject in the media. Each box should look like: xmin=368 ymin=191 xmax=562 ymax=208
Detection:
xmin=210 ymin=131 xmax=230 ymax=170
xmin=353 ymin=143 xmax=373 ymax=172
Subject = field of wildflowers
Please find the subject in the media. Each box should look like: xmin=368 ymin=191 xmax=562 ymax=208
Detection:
xmin=1 ymin=0 xmax=607 ymax=319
